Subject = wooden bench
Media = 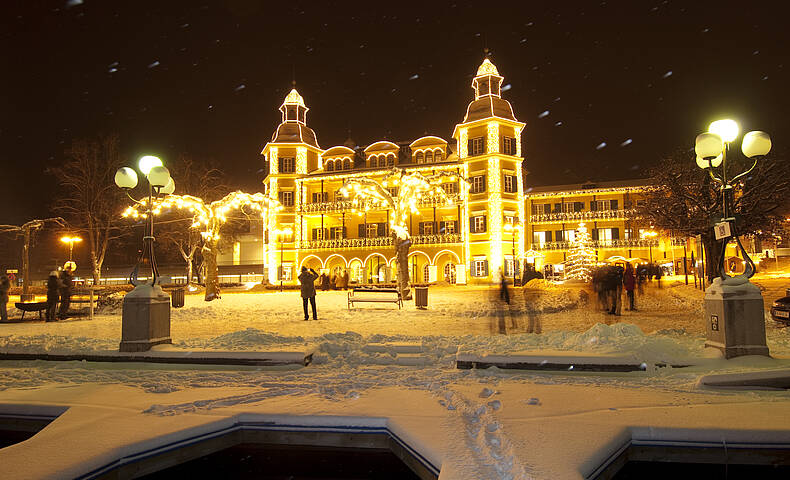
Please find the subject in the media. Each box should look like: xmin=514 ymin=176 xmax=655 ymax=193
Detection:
xmin=14 ymin=301 xmax=48 ymax=321
xmin=347 ymin=287 xmax=403 ymax=310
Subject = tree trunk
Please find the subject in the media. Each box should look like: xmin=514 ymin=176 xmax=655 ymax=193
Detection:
xmin=203 ymin=241 xmax=220 ymax=301
xmin=186 ymin=256 xmax=194 ymax=285
xmin=393 ymin=232 xmax=412 ymax=300
xmin=22 ymin=228 xmax=31 ymax=295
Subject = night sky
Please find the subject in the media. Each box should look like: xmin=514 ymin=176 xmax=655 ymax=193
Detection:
xmin=2 ymin=0 xmax=788 ymax=225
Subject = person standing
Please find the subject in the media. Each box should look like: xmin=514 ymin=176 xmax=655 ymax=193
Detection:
xmin=58 ymin=265 xmax=74 ymax=319
xmin=623 ymin=263 xmax=637 ymax=311
xmin=342 ymin=268 xmax=350 ymax=290
xmin=497 ymin=267 xmax=510 ymax=304
xmin=46 ymin=271 xmax=61 ymax=322
xmin=298 ymin=266 xmax=319 ymax=321
xmin=0 ymin=274 xmax=10 ymax=322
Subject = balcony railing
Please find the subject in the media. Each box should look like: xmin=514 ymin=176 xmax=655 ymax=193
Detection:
xmin=417 ymin=193 xmax=462 ymax=206
xmin=299 ymin=200 xmax=354 ymax=214
xmin=529 ymin=209 xmax=636 ymax=224
xmin=301 ymin=233 xmax=463 ymax=250
xmin=531 ymin=237 xmax=687 ymax=251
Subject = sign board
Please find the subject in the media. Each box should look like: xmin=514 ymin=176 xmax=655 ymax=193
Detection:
xmin=5 ymin=269 xmax=18 ymax=274
xmin=710 ymin=314 xmax=719 ymax=332
xmin=714 ymin=221 xmax=732 ymax=240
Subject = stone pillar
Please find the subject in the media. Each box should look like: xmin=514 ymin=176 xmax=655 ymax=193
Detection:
xmin=704 ymin=277 xmax=769 ymax=359
xmin=120 ymin=284 xmax=172 ymax=352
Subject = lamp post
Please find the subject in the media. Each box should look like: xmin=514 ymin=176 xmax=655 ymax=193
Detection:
xmin=504 ymin=222 xmax=523 ymax=286
xmin=114 ymin=155 xmax=175 ymax=352
xmin=60 ymin=235 xmax=82 ymax=262
xmin=641 ymin=229 xmax=658 ymax=263
xmin=273 ymin=227 xmax=292 ymax=292
xmin=694 ymin=119 xmax=772 ymax=359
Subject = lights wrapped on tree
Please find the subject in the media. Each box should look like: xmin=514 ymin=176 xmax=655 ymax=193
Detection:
xmin=566 ymin=222 xmax=596 ymax=282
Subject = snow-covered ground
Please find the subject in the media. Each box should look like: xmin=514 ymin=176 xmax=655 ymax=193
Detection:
xmin=2 ymin=279 xmax=790 ymax=479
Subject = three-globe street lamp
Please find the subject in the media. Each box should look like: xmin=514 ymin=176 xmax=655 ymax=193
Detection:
xmin=503 ymin=222 xmax=523 ymax=286
xmin=273 ymin=227 xmax=293 ymax=292
xmin=114 ymin=155 xmax=175 ymax=285
xmin=641 ymin=229 xmax=658 ymax=263
xmin=695 ymin=120 xmax=772 ymax=280
xmin=694 ymin=118 xmax=772 ymax=359
xmin=114 ymin=155 xmax=175 ymax=353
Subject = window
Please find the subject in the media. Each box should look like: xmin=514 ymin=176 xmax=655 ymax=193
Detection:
xmin=503 ymin=137 xmax=518 ymax=156
xmin=504 ymin=215 xmax=518 ymax=225
xmin=419 ymin=221 xmax=434 ymax=235
xmin=597 ymin=228 xmax=619 ymax=245
xmin=330 ymin=226 xmax=346 ymax=239
xmin=311 ymin=228 xmax=327 ymax=241
xmin=423 ymin=264 xmax=430 ymax=283
xmin=441 ymin=182 xmax=458 ymax=194
xmin=444 ymin=263 xmax=456 ymax=284
xmin=531 ymin=203 xmax=551 ymax=215
xmin=312 ymin=192 xmax=328 ymax=203
xmin=532 ymin=231 xmax=551 ymax=246
xmin=441 ymin=221 xmax=456 ymax=234
xmin=425 ymin=150 xmax=433 ymax=163
xmin=325 ymin=160 xmax=334 ymax=171
xmin=591 ymin=200 xmax=610 ymax=211
xmin=504 ymin=258 xmax=515 ymax=277
xmin=416 ymin=151 xmax=424 ymax=164
xmin=278 ymin=191 xmax=293 ymax=207
xmin=278 ymin=157 xmax=295 ymax=173
xmin=343 ymin=158 xmax=352 ymax=170
xmin=503 ymin=175 xmax=517 ymax=193
xmin=434 ymin=150 xmax=443 ymax=162
xmin=472 ymin=258 xmax=488 ymax=277
xmin=387 ymin=154 xmax=395 ymax=167
xmin=469 ymin=137 xmax=484 ymax=156
xmin=470 ymin=175 xmax=486 ymax=194
xmin=387 ymin=187 xmax=398 ymax=198
xmin=366 ymin=223 xmax=379 ymax=238
xmin=471 ymin=215 xmax=487 ymax=233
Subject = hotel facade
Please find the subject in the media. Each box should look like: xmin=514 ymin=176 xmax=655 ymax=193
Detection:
xmin=218 ymin=59 xmax=684 ymax=285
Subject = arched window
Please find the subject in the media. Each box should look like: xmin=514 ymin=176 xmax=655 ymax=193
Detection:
xmin=387 ymin=154 xmax=395 ymax=166
xmin=416 ymin=151 xmax=424 ymax=164
xmin=425 ymin=150 xmax=433 ymax=163
xmin=343 ymin=158 xmax=351 ymax=170
xmin=434 ymin=150 xmax=443 ymax=162
xmin=325 ymin=160 xmax=334 ymax=171
xmin=423 ymin=264 xmax=431 ymax=283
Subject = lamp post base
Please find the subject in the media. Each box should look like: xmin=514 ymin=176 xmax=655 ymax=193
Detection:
xmin=119 ymin=284 xmax=172 ymax=352
xmin=704 ymin=277 xmax=769 ymax=359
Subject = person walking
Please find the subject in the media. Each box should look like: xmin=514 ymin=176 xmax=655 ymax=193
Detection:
xmin=298 ymin=266 xmax=320 ymax=321
xmin=497 ymin=267 xmax=510 ymax=304
xmin=342 ymin=268 xmax=350 ymax=290
xmin=655 ymin=265 xmax=663 ymax=288
xmin=0 ymin=274 xmax=10 ymax=322
xmin=623 ymin=263 xmax=637 ymax=311
xmin=46 ymin=271 xmax=61 ymax=322
xmin=58 ymin=265 xmax=74 ymax=319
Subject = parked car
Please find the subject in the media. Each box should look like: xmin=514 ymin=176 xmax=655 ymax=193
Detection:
xmin=771 ymin=294 xmax=790 ymax=325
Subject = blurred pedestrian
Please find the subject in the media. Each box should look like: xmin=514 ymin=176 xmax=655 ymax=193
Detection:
xmin=342 ymin=269 xmax=350 ymax=290
xmin=637 ymin=266 xmax=647 ymax=295
xmin=623 ymin=263 xmax=636 ymax=311
xmin=607 ymin=266 xmax=623 ymax=316
xmin=497 ymin=267 xmax=510 ymax=304
xmin=655 ymin=265 xmax=663 ymax=288
xmin=298 ymin=266 xmax=319 ymax=321
xmin=0 ymin=274 xmax=10 ymax=322
xmin=46 ymin=271 xmax=61 ymax=322
xmin=58 ymin=265 xmax=74 ymax=319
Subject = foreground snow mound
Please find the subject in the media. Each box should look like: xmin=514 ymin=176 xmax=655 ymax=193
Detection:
xmin=179 ymin=328 xmax=306 ymax=350
xmin=523 ymin=279 xmax=588 ymax=312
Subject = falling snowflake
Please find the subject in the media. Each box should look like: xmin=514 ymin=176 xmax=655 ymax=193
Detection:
xmin=620 ymin=138 xmax=633 ymax=146
xmin=538 ymin=110 xmax=549 ymax=118
xmin=554 ymin=121 xmax=563 ymax=126
xmin=235 ymin=84 xmax=246 ymax=91
xmin=596 ymin=142 xmax=607 ymax=150
xmin=108 ymin=67 xmax=118 ymax=73
xmin=66 ymin=0 xmax=83 ymax=7
xmin=409 ymin=74 xmax=419 ymax=80
xmin=501 ymin=84 xmax=512 ymax=91
xmin=147 ymin=60 xmax=160 ymax=68
xmin=662 ymin=71 xmax=673 ymax=78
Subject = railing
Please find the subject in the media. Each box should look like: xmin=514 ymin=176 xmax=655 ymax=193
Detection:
xmin=299 ymin=200 xmax=354 ymax=213
xmin=301 ymin=233 xmax=463 ymax=250
xmin=529 ymin=209 xmax=636 ymax=224
xmin=417 ymin=193 xmax=461 ymax=206
xmin=532 ymin=238 xmax=660 ymax=251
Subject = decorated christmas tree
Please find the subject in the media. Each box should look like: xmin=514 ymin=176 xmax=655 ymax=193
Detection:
xmin=566 ymin=222 xmax=596 ymax=281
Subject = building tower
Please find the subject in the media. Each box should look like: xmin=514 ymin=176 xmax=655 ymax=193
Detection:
xmin=452 ymin=58 xmax=526 ymax=281
xmin=261 ymin=87 xmax=323 ymax=284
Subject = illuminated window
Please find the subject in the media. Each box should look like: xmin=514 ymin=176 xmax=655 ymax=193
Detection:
xmin=278 ymin=157 xmax=295 ymax=173
xmin=469 ymin=137 xmax=484 ymax=156
xmin=441 ymin=182 xmax=458 ymax=194
xmin=503 ymin=175 xmax=516 ymax=193
xmin=503 ymin=137 xmax=517 ymax=156
xmin=434 ymin=150 xmax=443 ymax=162
xmin=325 ymin=160 xmax=334 ymax=171
xmin=343 ymin=158 xmax=352 ymax=170
xmin=416 ymin=151 xmax=424 ymax=164
xmin=278 ymin=191 xmax=293 ymax=207
xmin=330 ymin=226 xmax=346 ymax=239
xmin=311 ymin=228 xmax=327 ymax=240
xmin=311 ymin=192 xmax=328 ymax=203
xmin=471 ymin=215 xmax=487 ymax=233
xmin=425 ymin=150 xmax=433 ymax=163
xmin=472 ymin=258 xmax=488 ymax=277
xmin=470 ymin=175 xmax=486 ymax=194
xmin=387 ymin=154 xmax=395 ymax=166
xmin=419 ymin=221 xmax=434 ymax=235
xmin=423 ymin=264 xmax=430 ymax=282
xmin=441 ymin=220 xmax=457 ymax=234
xmin=366 ymin=223 xmax=379 ymax=238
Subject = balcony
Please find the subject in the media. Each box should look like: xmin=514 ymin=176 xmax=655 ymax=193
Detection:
xmin=299 ymin=200 xmax=354 ymax=214
xmin=417 ymin=193 xmax=461 ymax=207
xmin=300 ymin=233 xmax=463 ymax=250
xmin=531 ymin=237 xmax=687 ymax=251
xmin=529 ymin=209 xmax=636 ymax=225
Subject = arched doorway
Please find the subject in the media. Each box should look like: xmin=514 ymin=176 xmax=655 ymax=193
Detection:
xmin=443 ymin=263 xmax=457 ymax=284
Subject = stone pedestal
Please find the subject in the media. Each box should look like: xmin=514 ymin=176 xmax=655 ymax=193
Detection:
xmin=119 ymin=284 xmax=172 ymax=352
xmin=704 ymin=277 xmax=769 ymax=359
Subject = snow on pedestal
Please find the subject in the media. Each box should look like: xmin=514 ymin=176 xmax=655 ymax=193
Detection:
xmin=120 ymin=284 xmax=172 ymax=352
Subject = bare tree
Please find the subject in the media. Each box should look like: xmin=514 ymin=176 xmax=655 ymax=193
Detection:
xmin=47 ymin=135 xmax=126 ymax=284
xmin=639 ymin=148 xmax=790 ymax=280
xmin=0 ymin=218 xmax=65 ymax=295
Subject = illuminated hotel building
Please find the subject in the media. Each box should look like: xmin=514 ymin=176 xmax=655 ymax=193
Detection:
xmin=218 ymin=58 xmax=683 ymax=284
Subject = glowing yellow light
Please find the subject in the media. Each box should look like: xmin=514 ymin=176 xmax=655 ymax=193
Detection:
xmin=709 ymin=119 xmax=739 ymax=143
xmin=459 ymin=128 xmax=468 ymax=159
xmin=138 ymin=155 xmax=163 ymax=175
xmin=487 ymin=122 xmax=499 ymax=154
xmin=476 ymin=58 xmax=500 ymax=77
xmin=60 ymin=236 xmax=82 ymax=244
xmin=283 ymin=88 xmax=306 ymax=107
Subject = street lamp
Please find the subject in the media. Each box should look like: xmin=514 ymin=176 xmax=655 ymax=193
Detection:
xmin=694 ymin=118 xmax=772 ymax=359
xmin=273 ymin=227 xmax=292 ymax=292
xmin=114 ymin=155 xmax=175 ymax=352
xmin=504 ymin=222 xmax=523 ymax=286
xmin=60 ymin=235 xmax=82 ymax=261
xmin=641 ymin=229 xmax=658 ymax=262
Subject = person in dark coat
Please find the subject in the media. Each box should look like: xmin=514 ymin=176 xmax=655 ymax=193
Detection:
xmin=319 ymin=272 xmax=329 ymax=291
xmin=342 ymin=269 xmax=350 ymax=290
xmin=58 ymin=266 xmax=74 ymax=319
xmin=623 ymin=263 xmax=637 ymax=311
xmin=607 ymin=266 xmax=623 ymax=316
xmin=299 ymin=266 xmax=320 ymax=321
xmin=46 ymin=271 xmax=61 ymax=322
xmin=497 ymin=267 xmax=509 ymax=304
xmin=0 ymin=274 xmax=10 ymax=323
